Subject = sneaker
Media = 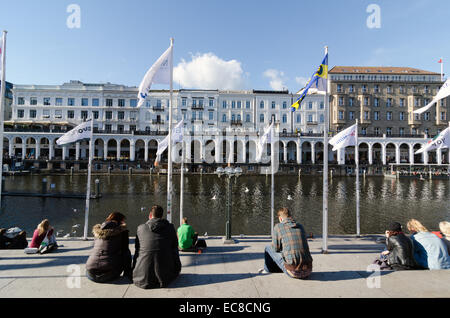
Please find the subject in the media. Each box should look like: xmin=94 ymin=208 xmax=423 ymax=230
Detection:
xmin=258 ymin=268 xmax=269 ymax=275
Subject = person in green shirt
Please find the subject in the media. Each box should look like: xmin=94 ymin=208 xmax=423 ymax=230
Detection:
xmin=177 ymin=217 xmax=206 ymax=251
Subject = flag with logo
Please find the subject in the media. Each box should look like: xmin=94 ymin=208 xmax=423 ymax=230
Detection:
xmin=156 ymin=120 xmax=184 ymax=158
xmin=56 ymin=120 xmax=93 ymax=146
xmin=415 ymin=127 xmax=450 ymax=154
xmin=414 ymin=78 xmax=450 ymax=114
xmin=137 ymin=44 xmax=173 ymax=107
xmin=328 ymin=123 xmax=357 ymax=151
xmin=291 ymin=53 xmax=328 ymax=111
xmin=255 ymin=122 xmax=274 ymax=162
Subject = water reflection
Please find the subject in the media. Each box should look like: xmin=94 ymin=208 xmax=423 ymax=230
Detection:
xmin=0 ymin=175 xmax=448 ymax=237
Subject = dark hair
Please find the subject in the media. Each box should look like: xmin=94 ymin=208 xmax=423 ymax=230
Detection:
xmin=277 ymin=207 xmax=291 ymax=219
xmin=182 ymin=217 xmax=188 ymax=224
xmin=150 ymin=205 xmax=164 ymax=219
xmin=105 ymin=212 xmax=126 ymax=224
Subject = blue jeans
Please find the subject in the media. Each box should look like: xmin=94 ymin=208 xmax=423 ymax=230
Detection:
xmin=264 ymin=245 xmax=290 ymax=277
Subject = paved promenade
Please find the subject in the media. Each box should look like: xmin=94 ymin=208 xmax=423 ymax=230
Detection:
xmin=0 ymin=235 xmax=449 ymax=298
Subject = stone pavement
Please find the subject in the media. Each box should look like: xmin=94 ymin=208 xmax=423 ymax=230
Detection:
xmin=0 ymin=235 xmax=449 ymax=298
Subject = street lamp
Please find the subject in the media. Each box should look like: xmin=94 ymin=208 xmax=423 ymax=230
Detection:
xmin=215 ymin=166 xmax=242 ymax=244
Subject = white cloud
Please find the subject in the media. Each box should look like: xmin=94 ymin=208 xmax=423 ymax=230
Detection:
xmin=295 ymin=76 xmax=309 ymax=88
xmin=263 ymin=69 xmax=287 ymax=91
xmin=174 ymin=53 xmax=245 ymax=90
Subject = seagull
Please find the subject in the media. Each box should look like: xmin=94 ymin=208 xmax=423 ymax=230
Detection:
xmin=63 ymin=233 xmax=70 ymax=238
xmin=244 ymin=187 xmax=249 ymax=193
xmin=287 ymin=195 xmax=293 ymax=201
xmin=204 ymin=232 xmax=208 ymax=237
xmin=211 ymin=195 xmax=217 ymax=200
xmin=72 ymin=224 xmax=80 ymax=228
xmin=56 ymin=230 xmax=64 ymax=237
xmin=73 ymin=208 xmax=78 ymax=213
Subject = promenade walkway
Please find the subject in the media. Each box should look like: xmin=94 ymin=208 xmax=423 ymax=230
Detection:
xmin=0 ymin=235 xmax=449 ymax=298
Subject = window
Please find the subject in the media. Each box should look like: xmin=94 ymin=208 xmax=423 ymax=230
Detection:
xmin=105 ymin=124 xmax=112 ymax=132
xmin=374 ymin=111 xmax=380 ymax=121
xmin=30 ymin=97 xmax=37 ymax=105
xmin=361 ymin=127 xmax=367 ymax=135
xmin=399 ymin=127 xmax=405 ymax=136
xmin=260 ymin=101 xmax=264 ymax=109
xmin=237 ymin=101 xmax=241 ymax=109
xmin=387 ymin=85 xmax=392 ymax=93
xmin=130 ymin=125 xmax=136 ymax=132
xmin=308 ymin=102 xmax=313 ymax=109
xmin=105 ymin=111 xmax=112 ymax=120
xmin=192 ymin=99 xmax=197 ymax=107
xmin=399 ymin=86 xmax=405 ymax=94
xmin=260 ymin=114 xmax=264 ymax=123
xmin=81 ymin=111 xmax=88 ymax=119
xmin=130 ymin=99 xmax=137 ymax=107
xmin=231 ymin=101 xmax=235 ymax=109
xmin=338 ymin=97 xmax=344 ymax=106
xmin=198 ymin=99 xmax=204 ymax=107
xmin=399 ymin=112 xmax=405 ymax=121
xmin=222 ymin=114 xmax=227 ymax=122
xmin=237 ymin=114 xmax=241 ymax=121
xmin=56 ymin=98 xmax=63 ymax=106
xmin=106 ymin=99 xmax=113 ymax=107
xmin=349 ymin=111 xmax=354 ymax=120
xmin=93 ymin=111 xmax=99 ymax=119
xmin=374 ymin=127 xmax=380 ymax=136
xmin=364 ymin=111 xmax=369 ymax=120
xmin=337 ymin=84 xmax=342 ymax=92
xmin=209 ymin=111 xmax=214 ymax=120
xmin=362 ymin=85 xmax=367 ymax=93
xmin=386 ymin=111 xmax=392 ymax=121
xmin=29 ymin=110 xmax=37 ymax=118
xmin=441 ymin=112 xmax=446 ymax=121
xmin=374 ymin=85 xmax=379 ymax=93
xmin=246 ymin=114 xmax=251 ymax=122
xmin=296 ymin=114 xmax=301 ymax=123
xmin=349 ymin=98 xmax=354 ymax=107
xmin=282 ymin=114 xmax=287 ymax=123
xmin=282 ymin=101 xmax=287 ymax=109
xmin=307 ymin=114 xmax=313 ymax=122
xmin=18 ymin=97 xmax=25 ymax=105
xmin=198 ymin=111 xmax=203 ymax=120
xmin=92 ymin=98 xmax=100 ymax=107
xmin=130 ymin=111 xmax=137 ymax=121
xmin=68 ymin=98 xmax=75 ymax=106
xmin=246 ymin=101 xmax=250 ymax=109
xmin=349 ymin=84 xmax=354 ymax=93
xmin=271 ymin=101 xmax=276 ymax=109
xmin=209 ymin=98 xmax=214 ymax=107
xmin=424 ymin=112 xmax=430 ymax=121
xmin=399 ymin=98 xmax=405 ymax=107
xmin=320 ymin=114 xmax=324 ymax=123
xmin=386 ymin=127 xmax=392 ymax=136
xmin=118 ymin=111 xmax=125 ymax=120
xmin=374 ymin=98 xmax=379 ymax=107
xmin=412 ymin=128 xmax=417 ymax=135
xmin=44 ymin=97 xmax=51 ymax=106
xmin=222 ymin=100 xmax=227 ymax=109
xmin=386 ymin=98 xmax=392 ymax=107
xmin=364 ymin=97 xmax=369 ymax=106
xmin=338 ymin=110 xmax=344 ymax=120
xmin=182 ymin=98 xmax=187 ymax=107
xmin=67 ymin=110 xmax=75 ymax=119
xmin=81 ymin=98 xmax=89 ymax=106
xmin=414 ymin=98 xmax=420 ymax=107
xmin=117 ymin=99 xmax=124 ymax=107
xmin=320 ymin=102 xmax=324 ymax=109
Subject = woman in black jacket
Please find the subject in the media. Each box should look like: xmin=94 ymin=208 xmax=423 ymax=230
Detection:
xmin=86 ymin=212 xmax=132 ymax=283
xmin=377 ymin=222 xmax=417 ymax=270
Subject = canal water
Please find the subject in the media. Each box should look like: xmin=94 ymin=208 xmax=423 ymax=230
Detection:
xmin=0 ymin=174 xmax=449 ymax=237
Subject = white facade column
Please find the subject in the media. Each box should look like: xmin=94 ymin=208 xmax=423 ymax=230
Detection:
xmin=48 ymin=141 xmax=53 ymax=160
xmin=62 ymin=146 xmax=67 ymax=160
xmin=116 ymin=140 xmax=121 ymax=161
xmin=283 ymin=142 xmax=288 ymax=164
xmin=185 ymin=139 xmax=191 ymax=163
xmin=368 ymin=143 xmax=373 ymax=165
xmin=215 ymin=137 xmax=222 ymax=163
xmin=35 ymin=141 xmax=40 ymax=159
xmin=382 ymin=144 xmax=386 ymax=165
xmin=296 ymin=141 xmax=302 ymax=164
xmin=437 ymin=148 xmax=442 ymax=165
xmin=337 ymin=148 xmax=345 ymax=165
xmin=228 ymin=139 xmax=234 ymax=164
xmin=75 ymin=142 xmax=80 ymax=160
xmin=395 ymin=144 xmax=400 ymax=165
xmin=240 ymin=140 xmax=246 ymax=164
xmin=423 ymin=151 xmax=429 ymax=165
xmin=311 ymin=142 xmax=316 ymax=164
xmin=22 ymin=144 xmax=26 ymax=160
xmin=103 ymin=141 xmax=108 ymax=160
xmin=130 ymin=141 xmax=136 ymax=162
xmin=8 ymin=141 xmax=13 ymax=158
xmin=144 ymin=141 xmax=149 ymax=162
xmin=409 ymin=145 xmax=414 ymax=165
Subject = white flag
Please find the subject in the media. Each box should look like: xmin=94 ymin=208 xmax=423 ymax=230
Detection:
xmin=415 ymin=127 xmax=450 ymax=154
xmin=137 ymin=44 xmax=173 ymax=107
xmin=414 ymin=78 xmax=450 ymax=114
xmin=329 ymin=123 xmax=357 ymax=151
xmin=156 ymin=120 xmax=184 ymax=157
xmin=255 ymin=122 xmax=274 ymax=162
xmin=56 ymin=120 xmax=93 ymax=146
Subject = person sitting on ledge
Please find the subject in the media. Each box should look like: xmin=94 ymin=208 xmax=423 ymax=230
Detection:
xmin=373 ymin=222 xmax=417 ymax=270
xmin=85 ymin=212 xmax=132 ymax=283
xmin=29 ymin=219 xmax=57 ymax=254
xmin=259 ymin=207 xmax=312 ymax=279
xmin=132 ymin=205 xmax=181 ymax=289
xmin=177 ymin=217 xmax=207 ymax=252
xmin=407 ymin=219 xmax=450 ymax=270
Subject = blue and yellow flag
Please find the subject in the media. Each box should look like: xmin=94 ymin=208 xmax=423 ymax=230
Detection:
xmin=291 ymin=53 xmax=328 ymax=112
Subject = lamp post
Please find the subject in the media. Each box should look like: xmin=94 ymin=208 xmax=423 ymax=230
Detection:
xmin=215 ymin=166 xmax=242 ymax=244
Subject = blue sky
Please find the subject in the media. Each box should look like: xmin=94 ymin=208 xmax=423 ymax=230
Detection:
xmin=0 ymin=0 xmax=448 ymax=91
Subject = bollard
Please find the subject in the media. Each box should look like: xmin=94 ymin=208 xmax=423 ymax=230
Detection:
xmin=129 ymin=167 xmax=132 ymax=175
xmin=108 ymin=166 xmax=112 ymax=175
xmin=70 ymin=166 xmax=74 ymax=176
xmin=95 ymin=179 xmax=100 ymax=198
xmin=298 ymin=168 xmax=301 ymax=178
xmin=2 ymin=176 xmax=5 ymax=193
xmin=42 ymin=178 xmax=47 ymax=194
xmin=330 ymin=169 xmax=333 ymax=179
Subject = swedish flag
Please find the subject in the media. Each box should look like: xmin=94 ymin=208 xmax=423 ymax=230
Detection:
xmin=291 ymin=53 xmax=328 ymax=112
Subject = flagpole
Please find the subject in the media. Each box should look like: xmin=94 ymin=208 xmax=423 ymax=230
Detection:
xmin=355 ymin=119 xmax=360 ymax=237
xmin=322 ymin=46 xmax=329 ymax=254
xmin=83 ymin=118 xmax=95 ymax=240
xmin=180 ymin=139 xmax=184 ymax=226
xmin=0 ymin=31 xmax=6 ymax=210
xmin=167 ymin=38 xmax=174 ymax=223
xmin=441 ymin=57 xmax=444 ymax=81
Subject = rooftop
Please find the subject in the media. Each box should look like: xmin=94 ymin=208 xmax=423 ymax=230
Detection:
xmin=329 ymin=66 xmax=440 ymax=76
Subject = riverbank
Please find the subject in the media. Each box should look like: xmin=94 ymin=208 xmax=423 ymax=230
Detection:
xmin=0 ymin=235 xmax=449 ymax=298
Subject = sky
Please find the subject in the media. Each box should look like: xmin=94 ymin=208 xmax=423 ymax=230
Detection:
xmin=0 ymin=0 xmax=449 ymax=92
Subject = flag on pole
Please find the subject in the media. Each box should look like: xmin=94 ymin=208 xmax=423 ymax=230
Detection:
xmin=438 ymin=58 xmax=443 ymax=63
xmin=328 ymin=123 xmax=357 ymax=151
xmin=56 ymin=120 xmax=93 ymax=146
xmin=156 ymin=119 xmax=184 ymax=158
xmin=255 ymin=122 xmax=274 ymax=162
xmin=414 ymin=78 xmax=450 ymax=114
xmin=415 ymin=127 xmax=450 ymax=154
xmin=291 ymin=53 xmax=328 ymax=111
xmin=137 ymin=44 xmax=173 ymax=107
